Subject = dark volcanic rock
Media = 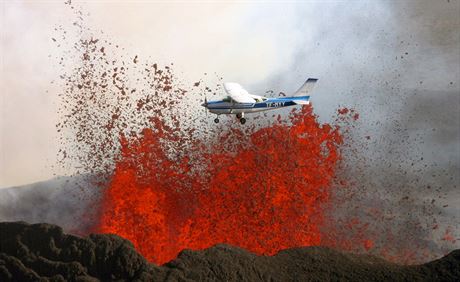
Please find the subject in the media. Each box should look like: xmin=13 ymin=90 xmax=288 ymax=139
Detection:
xmin=0 ymin=222 xmax=162 ymax=281
xmin=166 ymin=245 xmax=460 ymax=281
xmin=1 ymin=222 xmax=459 ymax=281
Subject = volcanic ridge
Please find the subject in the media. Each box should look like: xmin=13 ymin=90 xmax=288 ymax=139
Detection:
xmin=0 ymin=222 xmax=459 ymax=281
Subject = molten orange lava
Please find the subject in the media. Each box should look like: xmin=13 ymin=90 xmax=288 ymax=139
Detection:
xmin=97 ymin=106 xmax=344 ymax=264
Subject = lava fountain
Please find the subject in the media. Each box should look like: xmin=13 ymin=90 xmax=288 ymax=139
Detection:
xmin=97 ymin=106 xmax=344 ymax=264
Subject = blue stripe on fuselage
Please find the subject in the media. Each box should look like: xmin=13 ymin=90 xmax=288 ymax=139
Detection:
xmin=206 ymin=96 xmax=309 ymax=109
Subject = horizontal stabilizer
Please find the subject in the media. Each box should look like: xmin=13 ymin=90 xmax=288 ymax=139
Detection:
xmin=293 ymin=100 xmax=310 ymax=105
xmin=293 ymin=78 xmax=318 ymax=97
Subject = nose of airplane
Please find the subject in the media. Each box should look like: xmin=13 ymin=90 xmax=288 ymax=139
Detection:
xmin=202 ymin=97 xmax=208 ymax=107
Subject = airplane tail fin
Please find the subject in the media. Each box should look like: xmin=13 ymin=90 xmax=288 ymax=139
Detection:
xmin=292 ymin=78 xmax=318 ymax=97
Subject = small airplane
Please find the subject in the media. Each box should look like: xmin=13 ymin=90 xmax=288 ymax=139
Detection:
xmin=201 ymin=78 xmax=318 ymax=124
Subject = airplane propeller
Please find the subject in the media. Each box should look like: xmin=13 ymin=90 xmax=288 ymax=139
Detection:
xmin=203 ymin=96 xmax=208 ymax=117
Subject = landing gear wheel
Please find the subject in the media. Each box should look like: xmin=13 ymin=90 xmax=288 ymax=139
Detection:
xmin=240 ymin=118 xmax=246 ymax=125
xmin=214 ymin=118 xmax=220 ymax=123
xmin=236 ymin=113 xmax=243 ymax=119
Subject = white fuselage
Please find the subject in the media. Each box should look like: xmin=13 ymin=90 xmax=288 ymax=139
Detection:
xmin=205 ymin=96 xmax=309 ymax=115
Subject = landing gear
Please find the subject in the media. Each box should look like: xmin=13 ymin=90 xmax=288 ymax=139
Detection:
xmin=237 ymin=112 xmax=246 ymax=125
xmin=214 ymin=118 xmax=220 ymax=123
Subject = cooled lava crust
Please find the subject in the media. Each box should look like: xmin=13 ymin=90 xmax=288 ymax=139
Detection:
xmin=0 ymin=222 xmax=458 ymax=281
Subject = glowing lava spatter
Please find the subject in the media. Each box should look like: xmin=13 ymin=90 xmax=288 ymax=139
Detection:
xmin=97 ymin=106 xmax=344 ymax=264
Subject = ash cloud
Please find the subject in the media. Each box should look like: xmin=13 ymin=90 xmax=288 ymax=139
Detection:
xmin=280 ymin=0 xmax=460 ymax=260
xmin=0 ymin=175 xmax=101 ymax=234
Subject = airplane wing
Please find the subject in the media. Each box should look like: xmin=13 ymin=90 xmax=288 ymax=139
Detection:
xmin=223 ymin=82 xmax=256 ymax=104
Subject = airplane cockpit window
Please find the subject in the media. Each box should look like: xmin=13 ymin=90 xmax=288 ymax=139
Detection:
xmin=222 ymin=96 xmax=232 ymax=102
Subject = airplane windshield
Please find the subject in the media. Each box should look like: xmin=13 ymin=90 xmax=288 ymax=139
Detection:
xmin=222 ymin=96 xmax=232 ymax=102
xmin=255 ymin=97 xmax=268 ymax=102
